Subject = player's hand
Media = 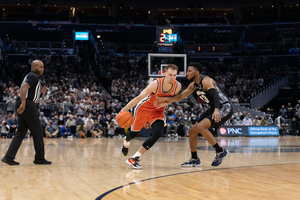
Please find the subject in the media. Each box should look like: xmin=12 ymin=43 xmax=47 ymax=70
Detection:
xmin=155 ymin=101 xmax=170 ymax=109
xmin=155 ymin=97 xmax=168 ymax=108
xmin=156 ymin=96 xmax=167 ymax=103
xmin=212 ymin=111 xmax=221 ymax=123
xmin=17 ymin=103 xmax=26 ymax=114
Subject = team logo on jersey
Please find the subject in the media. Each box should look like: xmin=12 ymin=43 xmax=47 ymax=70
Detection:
xmin=219 ymin=127 xmax=227 ymax=135
xmin=196 ymin=91 xmax=209 ymax=103
xmin=144 ymin=122 xmax=150 ymax=129
xmin=196 ymin=91 xmax=205 ymax=95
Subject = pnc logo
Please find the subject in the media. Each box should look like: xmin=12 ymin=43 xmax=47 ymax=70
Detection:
xmin=219 ymin=128 xmax=227 ymax=135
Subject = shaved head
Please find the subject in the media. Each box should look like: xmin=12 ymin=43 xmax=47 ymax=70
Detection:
xmin=31 ymin=60 xmax=44 ymax=76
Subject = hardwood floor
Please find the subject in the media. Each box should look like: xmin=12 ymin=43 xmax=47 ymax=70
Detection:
xmin=1 ymin=136 xmax=300 ymax=200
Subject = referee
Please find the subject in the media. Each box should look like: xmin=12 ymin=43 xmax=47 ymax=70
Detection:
xmin=1 ymin=60 xmax=51 ymax=165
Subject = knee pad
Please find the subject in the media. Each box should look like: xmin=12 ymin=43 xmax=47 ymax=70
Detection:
xmin=142 ymin=120 xmax=164 ymax=150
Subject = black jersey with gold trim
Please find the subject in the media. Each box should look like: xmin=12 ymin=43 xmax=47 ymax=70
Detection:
xmin=194 ymin=74 xmax=230 ymax=108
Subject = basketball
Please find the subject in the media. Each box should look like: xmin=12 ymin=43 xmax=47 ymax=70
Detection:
xmin=117 ymin=111 xmax=134 ymax=129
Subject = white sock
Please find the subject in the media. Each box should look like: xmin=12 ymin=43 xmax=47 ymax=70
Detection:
xmin=133 ymin=151 xmax=142 ymax=158
xmin=123 ymin=140 xmax=130 ymax=148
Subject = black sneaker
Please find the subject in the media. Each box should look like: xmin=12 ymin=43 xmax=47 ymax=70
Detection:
xmin=1 ymin=157 xmax=20 ymax=165
xmin=181 ymin=158 xmax=202 ymax=167
xmin=122 ymin=145 xmax=129 ymax=157
xmin=211 ymin=148 xmax=229 ymax=167
xmin=33 ymin=159 xmax=52 ymax=165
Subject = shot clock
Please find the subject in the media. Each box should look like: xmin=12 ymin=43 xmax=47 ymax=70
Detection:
xmin=156 ymin=27 xmax=178 ymax=52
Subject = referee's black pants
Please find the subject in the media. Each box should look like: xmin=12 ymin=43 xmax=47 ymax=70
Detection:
xmin=5 ymin=99 xmax=45 ymax=161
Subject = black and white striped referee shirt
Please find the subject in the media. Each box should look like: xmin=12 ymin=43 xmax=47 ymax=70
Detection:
xmin=20 ymin=71 xmax=41 ymax=103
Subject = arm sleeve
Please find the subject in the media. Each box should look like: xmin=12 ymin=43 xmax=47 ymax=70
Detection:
xmin=25 ymin=73 xmax=39 ymax=87
xmin=207 ymin=88 xmax=220 ymax=109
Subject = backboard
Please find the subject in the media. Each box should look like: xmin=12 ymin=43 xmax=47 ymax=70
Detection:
xmin=148 ymin=53 xmax=187 ymax=78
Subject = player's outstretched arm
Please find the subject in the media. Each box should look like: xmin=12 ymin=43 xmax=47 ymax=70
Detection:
xmin=156 ymin=82 xmax=194 ymax=107
xmin=120 ymin=80 xmax=158 ymax=112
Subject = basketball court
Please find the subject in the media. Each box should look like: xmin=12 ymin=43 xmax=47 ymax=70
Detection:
xmin=1 ymin=136 xmax=300 ymax=200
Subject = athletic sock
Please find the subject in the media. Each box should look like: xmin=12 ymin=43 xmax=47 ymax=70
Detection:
xmin=191 ymin=151 xmax=198 ymax=159
xmin=213 ymin=143 xmax=223 ymax=153
xmin=132 ymin=151 xmax=142 ymax=159
xmin=123 ymin=140 xmax=130 ymax=148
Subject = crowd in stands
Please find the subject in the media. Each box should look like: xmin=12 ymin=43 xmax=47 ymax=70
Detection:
xmin=0 ymin=53 xmax=299 ymax=138
xmin=247 ymin=28 xmax=300 ymax=43
xmin=189 ymin=30 xmax=239 ymax=44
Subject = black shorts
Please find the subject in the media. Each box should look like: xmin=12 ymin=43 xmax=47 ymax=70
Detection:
xmin=197 ymin=103 xmax=233 ymax=129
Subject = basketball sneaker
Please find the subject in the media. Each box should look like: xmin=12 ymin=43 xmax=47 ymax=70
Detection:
xmin=211 ymin=148 xmax=229 ymax=167
xmin=181 ymin=158 xmax=202 ymax=167
xmin=121 ymin=137 xmax=129 ymax=157
xmin=126 ymin=156 xmax=142 ymax=169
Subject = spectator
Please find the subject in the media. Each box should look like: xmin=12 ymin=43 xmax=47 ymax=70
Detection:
xmin=260 ymin=116 xmax=267 ymax=125
xmin=227 ymin=117 xmax=239 ymax=125
xmin=8 ymin=114 xmax=18 ymax=138
xmin=291 ymin=113 xmax=300 ymax=135
xmin=266 ymin=108 xmax=274 ymax=120
xmin=252 ymin=116 xmax=261 ymax=126
xmin=105 ymin=102 xmax=113 ymax=115
xmin=186 ymin=98 xmax=193 ymax=108
xmin=65 ymin=115 xmax=76 ymax=135
xmin=294 ymin=104 xmax=300 ymax=116
xmin=111 ymin=114 xmax=124 ymax=136
xmin=166 ymin=109 xmax=178 ymax=137
xmin=235 ymin=117 xmax=243 ymax=125
xmin=278 ymin=105 xmax=287 ymax=118
xmin=275 ymin=115 xmax=285 ymax=126
xmin=265 ymin=114 xmax=274 ymax=125
xmin=76 ymin=99 xmax=85 ymax=117
xmin=5 ymin=96 xmax=15 ymax=115
xmin=76 ymin=123 xmax=87 ymax=138
xmin=39 ymin=112 xmax=48 ymax=131
xmin=175 ymin=105 xmax=184 ymax=116
xmin=274 ymin=115 xmax=285 ymax=135
xmin=231 ymin=95 xmax=239 ymax=104
xmin=60 ymin=125 xmax=72 ymax=138
xmin=90 ymin=120 xmax=103 ymax=138
xmin=0 ymin=120 xmax=10 ymax=138
xmin=0 ymin=116 xmax=7 ymax=125
xmin=286 ymin=108 xmax=294 ymax=120
xmin=45 ymin=120 xmax=59 ymax=138
xmin=57 ymin=114 xmax=65 ymax=130
xmin=240 ymin=111 xmax=247 ymax=120
xmin=107 ymin=121 xmax=116 ymax=137
xmin=104 ymin=114 xmax=112 ymax=135
xmin=243 ymin=113 xmax=252 ymax=125
xmin=85 ymin=114 xmax=94 ymax=134
xmin=233 ymin=109 xmax=242 ymax=118
xmin=97 ymin=114 xmax=105 ymax=127
xmin=76 ymin=115 xmax=84 ymax=126
xmin=190 ymin=113 xmax=198 ymax=125
xmin=287 ymin=103 xmax=293 ymax=110
xmin=178 ymin=114 xmax=192 ymax=137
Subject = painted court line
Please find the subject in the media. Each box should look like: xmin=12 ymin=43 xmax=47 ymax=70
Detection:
xmin=96 ymin=162 xmax=300 ymax=199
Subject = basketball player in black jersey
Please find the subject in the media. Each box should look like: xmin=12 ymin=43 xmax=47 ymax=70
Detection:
xmin=1 ymin=60 xmax=51 ymax=165
xmin=156 ymin=62 xmax=233 ymax=167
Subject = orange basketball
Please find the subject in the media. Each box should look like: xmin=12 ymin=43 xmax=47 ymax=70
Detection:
xmin=117 ymin=111 xmax=134 ymax=129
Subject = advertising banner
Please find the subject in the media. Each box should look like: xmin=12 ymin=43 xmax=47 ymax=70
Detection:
xmin=217 ymin=126 xmax=279 ymax=137
xmin=248 ymin=126 xmax=279 ymax=136
xmin=217 ymin=126 xmax=248 ymax=136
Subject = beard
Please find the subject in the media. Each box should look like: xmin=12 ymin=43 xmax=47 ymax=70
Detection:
xmin=188 ymin=75 xmax=196 ymax=83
